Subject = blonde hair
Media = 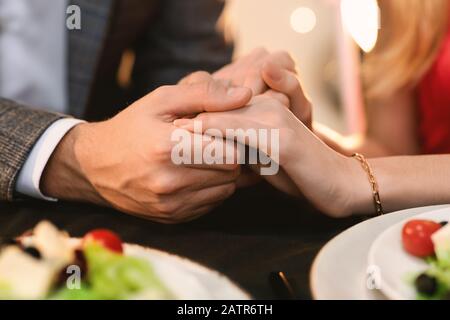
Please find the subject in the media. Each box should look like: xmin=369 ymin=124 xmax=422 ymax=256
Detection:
xmin=363 ymin=0 xmax=449 ymax=101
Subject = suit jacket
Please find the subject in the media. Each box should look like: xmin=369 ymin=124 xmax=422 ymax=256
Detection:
xmin=0 ymin=0 xmax=232 ymax=201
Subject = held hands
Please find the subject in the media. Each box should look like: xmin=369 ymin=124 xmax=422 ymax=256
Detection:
xmin=166 ymin=49 xmax=360 ymax=218
xmin=41 ymin=48 xmax=322 ymax=223
xmin=213 ymin=48 xmax=314 ymax=190
xmin=174 ymin=92 xmax=359 ymax=218
xmin=214 ymin=48 xmax=313 ymax=129
xmin=211 ymin=49 xmax=363 ymax=217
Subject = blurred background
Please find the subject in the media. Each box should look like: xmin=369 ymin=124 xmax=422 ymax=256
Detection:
xmin=224 ymin=0 xmax=380 ymax=135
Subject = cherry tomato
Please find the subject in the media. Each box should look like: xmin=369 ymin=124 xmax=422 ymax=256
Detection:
xmin=402 ymin=220 xmax=442 ymax=258
xmin=83 ymin=229 xmax=123 ymax=254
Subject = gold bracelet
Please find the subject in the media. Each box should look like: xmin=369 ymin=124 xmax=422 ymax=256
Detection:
xmin=352 ymin=153 xmax=384 ymax=216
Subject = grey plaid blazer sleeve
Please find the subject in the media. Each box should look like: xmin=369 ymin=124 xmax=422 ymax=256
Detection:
xmin=0 ymin=99 xmax=65 ymax=201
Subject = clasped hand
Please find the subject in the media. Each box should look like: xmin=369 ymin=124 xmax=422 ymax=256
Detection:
xmin=41 ymin=48 xmax=324 ymax=223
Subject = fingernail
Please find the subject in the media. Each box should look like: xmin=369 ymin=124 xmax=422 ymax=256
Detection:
xmin=173 ymin=119 xmax=192 ymax=129
xmin=227 ymin=87 xmax=249 ymax=98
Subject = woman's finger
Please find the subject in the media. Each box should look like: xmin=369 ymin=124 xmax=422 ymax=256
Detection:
xmin=174 ymin=113 xmax=254 ymax=138
xmin=262 ymin=61 xmax=312 ymax=126
xmin=263 ymin=90 xmax=290 ymax=107
xmin=173 ymin=112 xmax=274 ymax=155
xmin=171 ymin=131 xmax=242 ymax=170
xmin=262 ymin=63 xmax=307 ymax=105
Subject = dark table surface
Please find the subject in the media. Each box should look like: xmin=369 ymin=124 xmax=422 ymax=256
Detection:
xmin=0 ymin=183 xmax=364 ymax=299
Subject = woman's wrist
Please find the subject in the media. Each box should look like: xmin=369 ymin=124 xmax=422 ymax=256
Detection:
xmin=322 ymin=153 xmax=370 ymax=217
xmin=280 ymin=116 xmax=314 ymax=167
xmin=345 ymin=155 xmax=384 ymax=216
xmin=282 ymin=123 xmax=364 ymax=217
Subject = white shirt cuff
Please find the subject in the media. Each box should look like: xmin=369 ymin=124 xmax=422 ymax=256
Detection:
xmin=16 ymin=118 xmax=85 ymax=201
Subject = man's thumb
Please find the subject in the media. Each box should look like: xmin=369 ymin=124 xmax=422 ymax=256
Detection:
xmin=162 ymin=81 xmax=252 ymax=116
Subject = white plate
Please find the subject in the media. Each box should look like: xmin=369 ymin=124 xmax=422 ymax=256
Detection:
xmin=310 ymin=205 xmax=450 ymax=300
xmin=368 ymin=207 xmax=450 ymax=300
xmin=22 ymin=237 xmax=251 ymax=300
xmin=125 ymin=244 xmax=250 ymax=300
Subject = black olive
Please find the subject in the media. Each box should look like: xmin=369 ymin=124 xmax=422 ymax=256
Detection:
xmin=72 ymin=249 xmax=88 ymax=276
xmin=56 ymin=249 xmax=87 ymax=285
xmin=415 ymin=274 xmax=438 ymax=296
xmin=23 ymin=246 xmax=42 ymax=260
xmin=440 ymin=221 xmax=448 ymax=227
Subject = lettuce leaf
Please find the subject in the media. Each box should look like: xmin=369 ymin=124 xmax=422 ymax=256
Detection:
xmin=51 ymin=244 xmax=171 ymax=300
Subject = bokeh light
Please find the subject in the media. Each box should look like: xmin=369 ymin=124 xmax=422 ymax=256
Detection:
xmin=290 ymin=7 xmax=317 ymax=34
xmin=341 ymin=0 xmax=380 ymax=52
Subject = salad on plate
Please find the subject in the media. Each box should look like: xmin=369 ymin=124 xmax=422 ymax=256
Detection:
xmin=0 ymin=221 xmax=172 ymax=300
xmin=402 ymin=219 xmax=450 ymax=299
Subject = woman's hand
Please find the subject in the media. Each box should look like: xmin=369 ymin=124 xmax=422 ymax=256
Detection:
xmin=186 ymin=49 xmax=314 ymax=190
xmin=174 ymin=93 xmax=366 ymax=218
xmin=260 ymin=55 xmax=313 ymax=130
xmin=214 ymin=48 xmax=313 ymax=130
xmin=42 ymin=80 xmax=251 ymax=224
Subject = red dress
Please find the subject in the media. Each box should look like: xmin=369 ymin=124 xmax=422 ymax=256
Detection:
xmin=419 ymin=26 xmax=450 ymax=154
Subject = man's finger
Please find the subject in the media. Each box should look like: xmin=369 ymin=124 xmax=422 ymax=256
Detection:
xmin=236 ymin=168 xmax=261 ymax=188
xmin=154 ymin=183 xmax=236 ymax=223
xmin=184 ymin=183 xmax=236 ymax=208
xmin=171 ymin=201 xmax=223 ymax=223
xmin=265 ymin=51 xmax=296 ymax=72
xmin=177 ymin=166 xmax=241 ymax=191
xmin=179 ymin=72 xmax=233 ymax=98
xmin=179 ymin=71 xmax=213 ymax=85
xmin=157 ymin=82 xmax=252 ymax=116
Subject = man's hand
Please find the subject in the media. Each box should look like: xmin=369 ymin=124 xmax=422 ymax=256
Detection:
xmin=41 ymin=80 xmax=252 ymax=223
